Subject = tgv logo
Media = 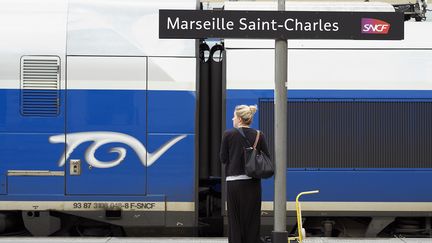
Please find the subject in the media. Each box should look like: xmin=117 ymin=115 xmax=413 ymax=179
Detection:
xmin=361 ymin=18 xmax=390 ymax=34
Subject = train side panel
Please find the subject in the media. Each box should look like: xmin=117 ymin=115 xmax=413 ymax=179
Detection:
xmin=225 ymin=22 xmax=432 ymax=215
xmin=0 ymin=0 xmax=198 ymax=231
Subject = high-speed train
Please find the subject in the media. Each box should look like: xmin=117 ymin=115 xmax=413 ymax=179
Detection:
xmin=0 ymin=0 xmax=431 ymax=237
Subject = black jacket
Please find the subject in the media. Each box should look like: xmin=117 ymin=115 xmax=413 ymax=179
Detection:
xmin=219 ymin=127 xmax=271 ymax=177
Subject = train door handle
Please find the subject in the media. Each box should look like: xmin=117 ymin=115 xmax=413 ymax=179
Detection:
xmin=70 ymin=159 xmax=81 ymax=176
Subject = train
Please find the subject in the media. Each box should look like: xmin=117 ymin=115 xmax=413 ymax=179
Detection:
xmin=0 ymin=0 xmax=431 ymax=238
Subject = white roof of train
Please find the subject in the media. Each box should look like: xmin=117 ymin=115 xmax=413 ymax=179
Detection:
xmin=223 ymin=1 xmax=432 ymax=49
xmin=225 ymin=1 xmax=396 ymax=12
xmin=0 ymin=0 xmax=198 ymax=58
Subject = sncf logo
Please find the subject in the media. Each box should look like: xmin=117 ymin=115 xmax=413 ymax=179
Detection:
xmin=361 ymin=18 xmax=390 ymax=34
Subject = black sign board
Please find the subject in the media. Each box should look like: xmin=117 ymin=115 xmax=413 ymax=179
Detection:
xmin=159 ymin=10 xmax=404 ymax=40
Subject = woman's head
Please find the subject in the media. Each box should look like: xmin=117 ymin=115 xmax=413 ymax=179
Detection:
xmin=232 ymin=105 xmax=257 ymax=128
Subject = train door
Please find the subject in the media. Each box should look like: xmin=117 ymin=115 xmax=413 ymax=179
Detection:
xmin=64 ymin=56 xmax=147 ymax=195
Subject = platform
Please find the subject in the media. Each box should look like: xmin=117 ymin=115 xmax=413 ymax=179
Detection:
xmin=0 ymin=238 xmax=431 ymax=243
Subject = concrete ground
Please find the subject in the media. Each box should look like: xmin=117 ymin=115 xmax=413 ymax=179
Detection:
xmin=0 ymin=238 xmax=431 ymax=243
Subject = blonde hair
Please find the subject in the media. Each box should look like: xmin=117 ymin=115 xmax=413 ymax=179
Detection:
xmin=235 ymin=105 xmax=257 ymax=125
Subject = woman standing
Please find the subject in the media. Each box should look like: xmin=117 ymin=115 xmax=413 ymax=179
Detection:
xmin=220 ymin=105 xmax=271 ymax=243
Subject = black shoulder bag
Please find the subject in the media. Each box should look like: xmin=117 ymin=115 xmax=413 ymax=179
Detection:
xmin=237 ymin=128 xmax=274 ymax=179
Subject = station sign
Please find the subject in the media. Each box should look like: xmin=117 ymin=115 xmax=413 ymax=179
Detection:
xmin=159 ymin=10 xmax=404 ymax=40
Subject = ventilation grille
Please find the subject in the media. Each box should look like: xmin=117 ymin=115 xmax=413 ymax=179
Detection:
xmin=259 ymin=99 xmax=432 ymax=168
xmin=20 ymin=56 xmax=60 ymax=116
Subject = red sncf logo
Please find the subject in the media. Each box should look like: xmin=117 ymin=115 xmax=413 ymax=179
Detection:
xmin=361 ymin=18 xmax=390 ymax=34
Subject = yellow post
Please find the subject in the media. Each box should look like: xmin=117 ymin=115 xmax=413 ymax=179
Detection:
xmin=295 ymin=190 xmax=319 ymax=242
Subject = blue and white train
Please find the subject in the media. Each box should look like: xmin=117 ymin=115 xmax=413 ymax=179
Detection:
xmin=0 ymin=0 xmax=198 ymax=236
xmin=0 ymin=0 xmax=431 ymax=237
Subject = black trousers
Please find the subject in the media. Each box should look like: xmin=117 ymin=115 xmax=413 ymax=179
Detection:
xmin=227 ymin=179 xmax=262 ymax=243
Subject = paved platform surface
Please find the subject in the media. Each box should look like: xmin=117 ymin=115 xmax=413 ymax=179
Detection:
xmin=0 ymin=238 xmax=430 ymax=243
xmin=303 ymin=238 xmax=432 ymax=242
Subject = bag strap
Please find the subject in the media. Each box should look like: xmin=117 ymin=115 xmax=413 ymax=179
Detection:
xmin=235 ymin=128 xmax=251 ymax=147
xmin=236 ymin=128 xmax=260 ymax=149
xmin=253 ymin=131 xmax=260 ymax=149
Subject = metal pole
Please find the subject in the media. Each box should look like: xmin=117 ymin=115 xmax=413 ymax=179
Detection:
xmin=272 ymin=0 xmax=288 ymax=242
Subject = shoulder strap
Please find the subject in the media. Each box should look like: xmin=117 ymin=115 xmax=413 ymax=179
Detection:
xmin=235 ymin=128 xmax=251 ymax=147
xmin=253 ymin=131 xmax=260 ymax=149
xmin=236 ymin=128 xmax=260 ymax=149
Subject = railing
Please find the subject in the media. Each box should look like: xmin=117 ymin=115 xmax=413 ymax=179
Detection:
xmin=289 ymin=190 xmax=320 ymax=243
